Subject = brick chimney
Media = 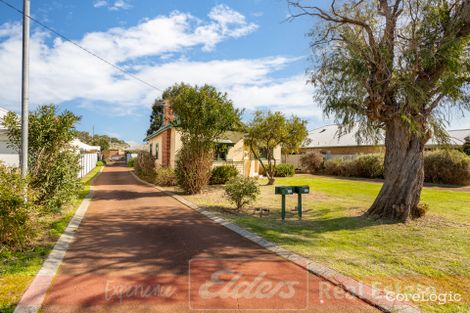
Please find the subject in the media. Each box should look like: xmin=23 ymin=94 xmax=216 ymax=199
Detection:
xmin=163 ymin=100 xmax=174 ymax=126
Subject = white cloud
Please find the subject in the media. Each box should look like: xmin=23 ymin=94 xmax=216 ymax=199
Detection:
xmin=0 ymin=4 xmax=323 ymax=122
xmin=94 ymin=0 xmax=131 ymax=11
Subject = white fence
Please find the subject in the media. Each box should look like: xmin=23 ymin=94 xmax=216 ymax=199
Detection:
xmin=78 ymin=153 xmax=98 ymax=178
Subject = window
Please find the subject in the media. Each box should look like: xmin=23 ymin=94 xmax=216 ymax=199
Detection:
xmin=149 ymin=143 xmax=153 ymax=156
xmin=155 ymin=143 xmax=159 ymax=160
xmin=259 ymin=147 xmax=272 ymax=160
xmin=214 ymin=143 xmax=229 ymax=161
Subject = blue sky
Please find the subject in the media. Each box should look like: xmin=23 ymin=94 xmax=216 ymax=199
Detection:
xmin=0 ymin=0 xmax=468 ymax=145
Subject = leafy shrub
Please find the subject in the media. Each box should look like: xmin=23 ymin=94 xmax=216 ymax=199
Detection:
xmin=300 ymin=151 xmax=324 ymax=173
xmin=2 ymin=105 xmax=82 ymax=212
xmin=127 ymin=157 xmax=136 ymax=167
xmin=0 ymin=165 xmax=37 ymax=249
xmin=210 ymin=165 xmax=238 ymax=185
xmin=175 ymin=142 xmax=213 ymax=194
xmin=96 ymin=160 xmax=106 ymax=166
xmin=224 ymin=177 xmax=260 ymax=210
xmin=347 ymin=154 xmax=384 ymax=178
xmin=134 ymin=151 xmax=156 ymax=183
xmin=155 ymin=167 xmax=177 ymax=186
xmin=274 ymin=164 xmax=295 ymax=177
xmin=259 ymin=164 xmax=295 ymax=177
xmin=31 ymin=149 xmax=82 ymax=212
xmin=322 ymin=158 xmax=346 ymax=176
xmin=424 ymin=150 xmax=470 ymax=185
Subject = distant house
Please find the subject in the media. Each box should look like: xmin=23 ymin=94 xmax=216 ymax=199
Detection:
xmin=0 ymin=107 xmax=19 ymax=167
xmin=145 ymin=101 xmax=281 ymax=177
xmin=302 ymin=124 xmax=470 ymax=158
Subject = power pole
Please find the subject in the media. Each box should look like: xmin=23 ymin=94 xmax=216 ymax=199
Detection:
xmin=20 ymin=0 xmax=30 ymax=178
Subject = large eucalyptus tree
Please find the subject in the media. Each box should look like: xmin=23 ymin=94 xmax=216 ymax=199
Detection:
xmin=289 ymin=0 xmax=470 ymax=221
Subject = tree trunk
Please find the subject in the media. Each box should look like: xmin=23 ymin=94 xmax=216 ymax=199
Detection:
xmin=366 ymin=119 xmax=428 ymax=222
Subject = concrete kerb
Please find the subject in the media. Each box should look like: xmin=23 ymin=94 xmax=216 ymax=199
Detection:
xmin=14 ymin=166 xmax=105 ymax=313
xmin=129 ymin=170 xmax=421 ymax=313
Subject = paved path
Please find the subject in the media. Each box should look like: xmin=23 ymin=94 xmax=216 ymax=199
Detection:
xmin=42 ymin=165 xmax=379 ymax=313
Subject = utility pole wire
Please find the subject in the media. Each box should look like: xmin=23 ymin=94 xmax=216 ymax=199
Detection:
xmin=0 ymin=0 xmax=163 ymax=92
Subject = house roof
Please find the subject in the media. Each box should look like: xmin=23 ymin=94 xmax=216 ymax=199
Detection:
xmin=145 ymin=124 xmax=172 ymax=141
xmin=304 ymin=124 xmax=470 ymax=149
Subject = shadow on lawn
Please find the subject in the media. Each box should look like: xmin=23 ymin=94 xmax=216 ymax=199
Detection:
xmin=225 ymin=210 xmax=393 ymax=240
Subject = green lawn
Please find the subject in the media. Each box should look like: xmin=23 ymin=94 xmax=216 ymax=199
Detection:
xmin=164 ymin=175 xmax=470 ymax=313
xmin=0 ymin=165 xmax=103 ymax=313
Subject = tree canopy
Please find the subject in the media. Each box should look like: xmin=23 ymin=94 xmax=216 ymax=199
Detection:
xmin=288 ymin=0 xmax=470 ymax=221
xmin=245 ymin=111 xmax=307 ymax=185
xmin=146 ymin=99 xmax=164 ymax=136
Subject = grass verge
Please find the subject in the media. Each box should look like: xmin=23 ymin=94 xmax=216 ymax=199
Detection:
xmin=0 ymin=165 xmax=103 ymax=313
xmin=162 ymin=175 xmax=470 ymax=313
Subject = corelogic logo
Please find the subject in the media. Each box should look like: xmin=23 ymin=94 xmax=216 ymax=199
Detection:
xmin=189 ymin=258 xmax=308 ymax=310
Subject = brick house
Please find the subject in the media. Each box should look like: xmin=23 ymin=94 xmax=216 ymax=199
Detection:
xmin=145 ymin=101 xmax=281 ymax=177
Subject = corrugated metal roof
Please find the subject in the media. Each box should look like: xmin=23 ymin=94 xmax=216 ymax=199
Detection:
xmin=304 ymin=124 xmax=470 ymax=148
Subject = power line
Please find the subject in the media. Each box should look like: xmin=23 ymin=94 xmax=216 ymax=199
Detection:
xmin=0 ymin=0 xmax=163 ymax=92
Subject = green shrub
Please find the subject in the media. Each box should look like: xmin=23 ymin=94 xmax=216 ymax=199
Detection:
xmin=0 ymin=165 xmax=37 ymax=249
xmin=31 ymin=150 xmax=82 ymax=212
xmin=2 ymin=105 xmax=82 ymax=212
xmin=224 ymin=177 xmax=260 ymax=210
xmin=424 ymin=149 xmax=470 ymax=185
xmin=96 ymin=160 xmax=106 ymax=166
xmin=274 ymin=164 xmax=295 ymax=177
xmin=322 ymin=158 xmax=346 ymax=176
xmin=348 ymin=154 xmax=384 ymax=178
xmin=127 ymin=157 xmax=136 ymax=167
xmin=300 ymin=151 xmax=324 ymax=173
xmin=155 ymin=167 xmax=177 ymax=186
xmin=210 ymin=165 xmax=239 ymax=185
xmin=175 ymin=142 xmax=213 ymax=194
xmin=134 ymin=151 xmax=156 ymax=183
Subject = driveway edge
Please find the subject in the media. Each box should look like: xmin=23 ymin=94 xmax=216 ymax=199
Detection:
xmin=130 ymin=171 xmax=421 ymax=313
xmin=14 ymin=167 xmax=105 ymax=313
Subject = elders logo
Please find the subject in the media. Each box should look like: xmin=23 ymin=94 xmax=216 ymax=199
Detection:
xmin=189 ymin=258 xmax=308 ymax=310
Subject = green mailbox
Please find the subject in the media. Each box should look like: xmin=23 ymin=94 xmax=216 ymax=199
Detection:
xmin=275 ymin=186 xmax=294 ymax=195
xmin=275 ymin=186 xmax=293 ymax=221
xmin=293 ymin=186 xmax=310 ymax=219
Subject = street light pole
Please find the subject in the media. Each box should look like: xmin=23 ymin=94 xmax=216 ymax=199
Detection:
xmin=20 ymin=0 xmax=30 ymax=178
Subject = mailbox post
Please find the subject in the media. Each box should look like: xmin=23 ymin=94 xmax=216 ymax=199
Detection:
xmin=275 ymin=186 xmax=293 ymax=222
xmin=293 ymin=186 xmax=310 ymax=219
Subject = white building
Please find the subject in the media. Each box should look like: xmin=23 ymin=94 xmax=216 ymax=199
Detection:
xmin=0 ymin=107 xmax=19 ymax=167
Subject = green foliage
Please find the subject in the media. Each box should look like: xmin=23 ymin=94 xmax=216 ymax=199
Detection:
xmin=155 ymin=167 xmax=177 ymax=186
xmin=147 ymin=99 xmax=164 ymax=136
xmin=210 ymin=165 xmax=239 ymax=185
xmin=463 ymin=136 xmax=470 ymax=156
xmin=167 ymin=83 xmax=242 ymax=145
xmin=224 ymin=177 xmax=260 ymax=210
xmin=127 ymin=157 xmax=136 ymax=167
xmin=300 ymin=151 xmax=324 ymax=174
xmin=281 ymin=116 xmax=310 ymax=156
xmin=274 ymin=164 xmax=295 ymax=177
xmin=2 ymin=105 xmax=82 ymax=212
xmin=164 ymin=83 xmax=242 ymax=194
xmin=73 ymin=130 xmax=128 ymax=151
xmin=134 ymin=151 xmax=156 ymax=183
xmin=424 ymin=150 xmax=470 ymax=185
xmin=322 ymin=154 xmax=385 ymax=179
xmin=175 ymin=142 xmax=213 ymax=194
xmin=96 ymin=160 xmax=106 ymax=166
xmin=0 ymin=165 xmax=36 ymax=249
xmin=245 ymin=111 xmax=286 ymax=184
